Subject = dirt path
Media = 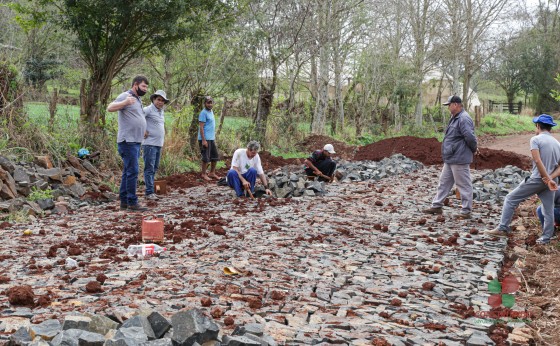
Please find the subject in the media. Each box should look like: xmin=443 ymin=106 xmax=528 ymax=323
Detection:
xmin=482 ymin=132 xmax=560 ymax=157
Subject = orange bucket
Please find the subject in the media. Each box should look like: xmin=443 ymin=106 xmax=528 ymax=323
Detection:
xmin=142 ymin=215 xmax=164 ymax=243
xmin=154 ymin=180 xmax=167 ymax=195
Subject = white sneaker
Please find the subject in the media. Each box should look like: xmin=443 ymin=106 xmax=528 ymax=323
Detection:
xmin=146 ymin=194 xmax=159 ymax=200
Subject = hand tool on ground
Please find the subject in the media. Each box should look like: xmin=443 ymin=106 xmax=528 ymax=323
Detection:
xmin=244 ymin=185 xmax=255 ymax=199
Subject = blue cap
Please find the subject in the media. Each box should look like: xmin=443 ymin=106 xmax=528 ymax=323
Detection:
xmin=532 ymin=114 xmax=557 ymax=127
xmin=78 ymin=148 xmax=90 ymax=158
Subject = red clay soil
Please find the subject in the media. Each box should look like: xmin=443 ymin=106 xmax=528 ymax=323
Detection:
xmin=7 ymin=285 xmax=35 ymax=306
xmin=257 ymin=151 xmax=301 ymax=171
xmin=354 ymin=136 xmax=531 ymax=171
xmin=296 ymin=135 xmax=356 ymax=160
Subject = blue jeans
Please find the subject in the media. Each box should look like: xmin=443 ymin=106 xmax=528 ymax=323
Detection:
xmin=227 ymin=168 xmax=257 ymax=197
xmin=142 ymin=145 xmax=162 ymax=195
xmin=117 ymin=142 xmax=141 ymax=206
xmin=536 ymin=205 xmax=560 ymax=228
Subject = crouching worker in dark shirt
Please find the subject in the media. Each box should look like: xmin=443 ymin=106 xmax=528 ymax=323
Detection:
xmin=304 ymin=144 xmax=337 ymax=182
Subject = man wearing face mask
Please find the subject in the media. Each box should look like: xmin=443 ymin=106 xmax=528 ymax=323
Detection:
xmin=107 ymin=75 xmax=149 ymax=212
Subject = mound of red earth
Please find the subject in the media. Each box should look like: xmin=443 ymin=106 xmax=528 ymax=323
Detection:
xmin=354 ymin=136 xmax=531 ymax=171
xmin=258 ymin=151 xmax=301 ymax=171
xmin=296 ymin=135 xmax=356 ymax=160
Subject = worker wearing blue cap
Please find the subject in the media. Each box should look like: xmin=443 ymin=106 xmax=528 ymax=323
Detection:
xmin=486 ymin=114 xmax=560 ymax=244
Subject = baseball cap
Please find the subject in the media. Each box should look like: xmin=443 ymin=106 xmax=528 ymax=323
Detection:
xmin=323 ymin=144 xmax=336 ymax=154
xmin=533 ymin=114 xmax=557 ymax=126
xmin=443 ymin=95 xmax=462 ymax=105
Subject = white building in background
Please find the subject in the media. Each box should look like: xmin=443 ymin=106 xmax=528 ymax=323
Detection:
xmin=423 ymin=69 xmax=481 ymax=112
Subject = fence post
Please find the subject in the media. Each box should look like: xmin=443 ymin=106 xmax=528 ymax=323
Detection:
xmin=518 ymin=101 xmax=522 ymax=115
xmin=475 ymin=106 xmax=481 ymax=128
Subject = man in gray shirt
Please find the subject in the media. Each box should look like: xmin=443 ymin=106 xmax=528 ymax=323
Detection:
xmin=486 ymin=114 xmax=560 ymax=244
xmin=107 ymin=75 xmax=149 ymax=212
xmin=142 ymin=90 xmax=168 ymax=200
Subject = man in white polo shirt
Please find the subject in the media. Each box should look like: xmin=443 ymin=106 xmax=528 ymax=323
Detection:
xmin=226 ymin=141 xmax=272 ymax=198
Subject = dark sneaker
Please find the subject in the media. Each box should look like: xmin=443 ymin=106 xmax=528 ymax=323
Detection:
xmin=455 ymin=213 xmax=471 ymax=219
xmin=128 ymin=204 xmax=148 ymax=212
xmin=120 ymin=203 xmax=128 ymax=210
xmin=423 ymin=207 xmax=443 ymax=215
xmin=484 ymin=228 xmax=508 ymax=237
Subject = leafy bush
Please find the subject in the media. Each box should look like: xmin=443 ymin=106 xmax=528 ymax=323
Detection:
xmin=27 ymin=187 xmax=54 ymax=201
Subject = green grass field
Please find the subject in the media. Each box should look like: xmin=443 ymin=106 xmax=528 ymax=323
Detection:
xmin=23 ymin=102 xmax=536 ymax=157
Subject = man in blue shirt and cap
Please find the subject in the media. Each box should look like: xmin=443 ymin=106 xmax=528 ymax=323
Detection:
xmin=486 ymin=114 xmax=560 ymax=244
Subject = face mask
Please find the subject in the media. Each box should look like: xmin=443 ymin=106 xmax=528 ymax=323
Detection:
xmin=136 ymin=86 xmax=146 ymax=97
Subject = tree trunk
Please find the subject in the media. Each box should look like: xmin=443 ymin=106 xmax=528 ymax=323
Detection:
xmin=392 ymin=100 xmax=401 ymax=132
xmin=312 ymin=0 xmax=330 ymax=135
xmin=255 ymin=82 xmax=274 ymax=144
xmin=506 ymin=92 xmax=515 ymax=114
xmin=354 ymin=106 xmax=362 ymax=137
xmin=334 ymin=52 xmax=344 ymax=134
xmin=189 ymin=92 xmax=205 ymax=152
xmin=414 ymin=81 xmax=423 ymax=127
xmin=81 ymin=78 xmax=103 ymax=125
xmin=217 ymin=96 xmax=228 ymax=137
xmin=79 ymin=79 xmax=87 ymax=117
xmin=81 ymin=71 xmax=113 ymax=126
xmin=310 ymin=55 xmax=318 ymax=102
xmin=48 ymin=88 xmax=58 ymax=132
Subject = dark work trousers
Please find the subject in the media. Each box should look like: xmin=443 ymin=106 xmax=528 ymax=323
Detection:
xmin=305 ymin=158 xmax=336 ymax=181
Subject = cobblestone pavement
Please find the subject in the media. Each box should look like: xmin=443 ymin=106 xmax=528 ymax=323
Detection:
xmin=0 ymin=166 xmax=509 ymax=345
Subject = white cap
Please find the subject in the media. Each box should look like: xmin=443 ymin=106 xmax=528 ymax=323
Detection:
xmin=323 ymin=144 xmax=336 ymax=154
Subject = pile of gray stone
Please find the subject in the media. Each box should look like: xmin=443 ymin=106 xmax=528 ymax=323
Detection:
xmin=263 ymin=154 xmax=424 ymax=198
xmin=7 ymin=309 xmax=275 ymax=346
xmin=264 ymin=154 xmax=530 ymax=205
xmin=0 ymin=155 xmax=114 ymax=217
xmin=472 ymin=165 xmax=528 ymax=203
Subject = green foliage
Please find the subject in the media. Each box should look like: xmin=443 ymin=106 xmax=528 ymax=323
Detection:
xmin=27 ymin=187 xmax=53 ymax=201
xmin=513 ymin=27 xmax=559 ymax=113
xmin=0 ymin=61 xmax=21 ymax=103
xmin=477 ymin=113 xmax=535 ymax=135
xmin=551 ymin=74 xmax=560 ymax=102
xmin=2 ymin=210 xmax=31 ymax=223
xmin=158 ymin=153 xmax=200 ymax=177
xmin=268 ymin=147 xmax=306 ymax=159
xmin=7 ymin=2 xmax=49 ymax=32
xmin=24 ymin=56 xmax=62 ymax=89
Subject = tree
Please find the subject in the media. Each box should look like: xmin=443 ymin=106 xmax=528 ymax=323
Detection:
xmin=247 ymin=0 xmax=312 ymax=143
xmin=145 ymin=31 xmax=257 ymax=151
xmin=457 ymin=0 xmax=509 ymax=109
xmin=516 ymin=2 xmax=560 ymax=113
xmin=26 ymin=0 xmax=232 ymax=126
xmin=485 ymin=38 xmax=523 ymax=112
xmin=405 ymin=0 xmax=441 ymax=126
xmin=311 ymin=0 xmax=331 ymax=135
